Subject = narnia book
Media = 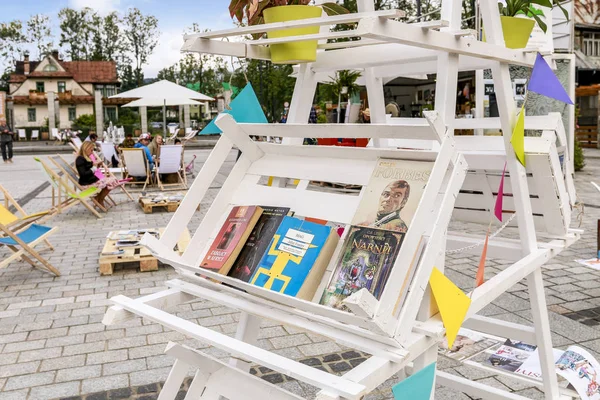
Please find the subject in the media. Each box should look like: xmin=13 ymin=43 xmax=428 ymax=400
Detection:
xmin=319 ymin=226 xmax=403 ymax=310
xmin=351 ymin=158 xmax=434 ymax=233
xmin=200 ymin=206 xmax=263 ymax=275
xmin=228 ymin=206 xmax=291 ymax=282
xmin=250 ymin=216 xmax=339 ymax=300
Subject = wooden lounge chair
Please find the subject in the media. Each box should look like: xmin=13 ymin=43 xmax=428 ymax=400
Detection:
xmin=69 ymin=137 xmax=83 ymax=154
xmin=51 ymin=154 xmax=133 ymax=204
xmin=18 ymin=129 xmax=26 ymax=141
xmin=0 ymin=184 xmax=59 ymax=276
xmin=121 ymin=148 xmax=153 ymax=191
xmin=48 ymin=155 xmax=116 ymax=209
xmin=31 ymin=130 xmax=39 ymax=141
xmin=156 ymin=145 xmax=187 ymax=191
xmin=34 ymin=157 xmax=103 ymax=218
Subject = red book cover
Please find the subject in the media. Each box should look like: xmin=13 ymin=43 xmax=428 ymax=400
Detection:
xmin=200 ymin=206 xmax=263 ymax=274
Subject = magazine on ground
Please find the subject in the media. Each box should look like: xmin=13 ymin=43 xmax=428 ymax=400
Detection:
xmin=556 ymin=345 xmax=600 ymax=400
xmin=438 ymin=328 xmax=502 ymax=361
xmin=483 ymin=339 xmax=600 ymax=399
xmin=576 ymin=258 xmax=600 ymax=271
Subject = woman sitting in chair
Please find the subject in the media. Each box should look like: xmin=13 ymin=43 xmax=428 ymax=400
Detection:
xmin=148 ymin=134 xmax=163 ymax=164
xmin=76 ymin=141 xmax=120 ymax=208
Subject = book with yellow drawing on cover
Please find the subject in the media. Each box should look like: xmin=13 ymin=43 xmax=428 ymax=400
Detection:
xmin=249 ymin=216 xmax=338 ymax=300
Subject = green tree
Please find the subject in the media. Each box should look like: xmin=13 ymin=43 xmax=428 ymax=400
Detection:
xmin=123 ymin=8 xmax=159 ymax=86
xmin=90 ymin=12 xmax=125 ymax=62
xmin=58 ymin=8 xmax=97 ymax=60
xmin=27 ymin=14 xmax=54 ymax=59
xmin=231 ymin=60 xmax=295 ymax=123
xmin=0 ymin=20 xmax=27 ymax=66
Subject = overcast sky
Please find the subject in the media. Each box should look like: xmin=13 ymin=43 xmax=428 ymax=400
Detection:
xmin=4 ymin=0 xmax=236 ymax=77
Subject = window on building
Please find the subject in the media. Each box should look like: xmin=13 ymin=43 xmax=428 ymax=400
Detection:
xmin=105 ymin=107 xmax=117 ymax=122
xmin=58 ymin=82 xmax=66 ymax=93
xmin=68 ymin=107 xmax=76 ymax=121
xmin=583 ymin=32 xmax=600 ymax=57
xmin=36 ymin=82 xmax=45 ymax=92
xmin=43 ymin=64 xmax=58 ymax=72
xmin=27 ymin=108 xmax=36 ymax=122
xmin=96 ymin=84 xmax=117 ymax=98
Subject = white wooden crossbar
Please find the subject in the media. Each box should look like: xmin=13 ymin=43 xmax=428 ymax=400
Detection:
xmin=239 ymin=121 xmax=437 ymax=140
xmin=183 ymin=10 xmax=404 ymax=40
xmin=111 ymin=295 xmax=368 ymax=398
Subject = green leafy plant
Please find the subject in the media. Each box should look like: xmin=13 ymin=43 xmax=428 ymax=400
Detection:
xmin=229 ymin=0 xmax=349 ymax=27
xmin=498 ymin=0 xmax=569 ymax=33
xmin=328 ymin=70 xmax=361 ymax=98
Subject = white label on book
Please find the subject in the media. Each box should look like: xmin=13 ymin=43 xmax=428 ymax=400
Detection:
xmin=285 ymin=228 xmax=314 ymax=244
xmin=278 ymin=243 xmax=307 ymax=257
xmin=282 ymin=237 xmax=311 ymax=250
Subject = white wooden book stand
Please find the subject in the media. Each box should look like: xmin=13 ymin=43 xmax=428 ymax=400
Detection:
xmin=103 ymin=0 xmax=581 ymax=398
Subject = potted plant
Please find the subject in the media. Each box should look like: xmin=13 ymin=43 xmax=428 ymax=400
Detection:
xmin=497 ymin=0 xmax=569 ymax=49
xmin=328 ymin=69 xmax=361 ymax=123
xmin=229 ymin=0 xmax=348 ymax=64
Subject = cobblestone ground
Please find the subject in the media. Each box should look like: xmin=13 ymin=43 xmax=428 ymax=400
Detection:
xmin=0 ymin=148 xmax=599 ymax=400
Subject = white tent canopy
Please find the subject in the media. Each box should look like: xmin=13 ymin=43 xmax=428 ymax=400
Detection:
xmin=110 ymin=80 xmax=214 ymax=134
xmin=122 ymin=97 xmax=204 ymax=108
xmin=110 ymin=80 xmax=214 ymax=101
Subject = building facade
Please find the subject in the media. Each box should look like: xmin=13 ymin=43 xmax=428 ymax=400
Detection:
xmin=8 ymin=51 xmax=124 ymax=130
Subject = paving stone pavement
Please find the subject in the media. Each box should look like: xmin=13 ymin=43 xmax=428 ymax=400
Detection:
xmin=0 ymin=148 xmax=599 ymax=400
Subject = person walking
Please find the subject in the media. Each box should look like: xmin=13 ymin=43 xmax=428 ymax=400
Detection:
xmin=0 ymin=119 xmax=14 ymax=163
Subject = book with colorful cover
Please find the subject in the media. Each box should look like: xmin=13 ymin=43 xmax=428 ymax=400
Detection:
xmin=351 ymin=158 xmax=434 ymax=233
xmin=200 ymin=206 xmax=263 ymax=275
xmin=250 ymin=216 xmax=339 ymax=300
xmin=319 ymin=225 xmax=403 ymax=310
xmin=228 ymin=206 xmax=291 ymax=282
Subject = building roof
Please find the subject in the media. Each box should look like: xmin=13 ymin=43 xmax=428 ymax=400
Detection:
xmin=9 ymin=58 xmax=118 ymax=84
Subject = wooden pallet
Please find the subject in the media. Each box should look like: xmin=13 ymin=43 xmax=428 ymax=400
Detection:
xmin=139 ymin=196 xmax=184 ymax=214
xmin=576 ymin=125 xmax=598 ymax=148
xmin=99 ymin=228 xmax=190 ymax=275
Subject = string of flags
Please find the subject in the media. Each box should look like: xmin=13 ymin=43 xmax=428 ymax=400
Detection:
xmin=511 ymin=53 xmax=574 ymax=167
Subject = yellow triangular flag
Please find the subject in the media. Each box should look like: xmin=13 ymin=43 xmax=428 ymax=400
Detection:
xmin=510 ymin=106 xmax=526 ymax=167
xmin=429 ymin=267 xmax=471 ymax=348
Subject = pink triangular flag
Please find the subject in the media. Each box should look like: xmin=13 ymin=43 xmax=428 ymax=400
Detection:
xmin=494 ymin=163 xmax=507 ymax=222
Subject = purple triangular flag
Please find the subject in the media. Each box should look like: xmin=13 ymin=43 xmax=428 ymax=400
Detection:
xmin=528 ymin=53 xmax=573 ymax=105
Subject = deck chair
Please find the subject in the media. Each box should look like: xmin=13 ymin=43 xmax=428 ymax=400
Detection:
xmin=0 ymin=185 xmax=60 ymax=276
xmin=48 ymin=155 xmax=117 ymax=209
xmin=181 ymin=128 xmax=198 ymax=143
xmin=18 ymin=129 xmax=26 ymax=141
xmin=31 ymin=130 xmax=39 ymax=140
xmin=121 ymin=148 xmax=153 ymax=191
xmin=156 ymin=145 xmax=187 ymax=191
xmin=100 ymin=142 xmax=119 ymax=167
xmin=34 ymin=157 xmax=103 ymax=218
xmin=70 ymin=137 xmax=83 ymax=153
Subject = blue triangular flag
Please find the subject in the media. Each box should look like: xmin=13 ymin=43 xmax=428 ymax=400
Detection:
xmin=528 ymin=53 xmax=573 ymax=105
xmin=200 ymin=83 xmax=267 ymax=134
xmin=392 ymin=362 xmax=436 ymax=400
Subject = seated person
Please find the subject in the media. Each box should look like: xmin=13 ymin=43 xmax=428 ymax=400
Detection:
xmin=76 ymin=141 xmax=120 ymax=208
xmin=148 ymin=134 xmax=163 ymax=163
xmin=134 ymin=133 xmax=155 ymax=172
xmin=120 ymin=133 xmax=136 ymax=149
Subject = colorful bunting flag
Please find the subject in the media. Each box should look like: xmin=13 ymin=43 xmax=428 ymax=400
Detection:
xmin=200 ymin=83 xmax=267 ymax=135
xmin=511 ymin=106 xmax=526 ymax=167
xmin=392 ymin=362 xmax=436 ymax=400
xmin=494 ymin=162 xmax=507 ymax=222
xmin=475 ymin=231 xmax=489 ymax=288
xmin=528 ymin=53 xmax=573 ymax=105
xmin=429 ymin=267 xmax=471 ymax=349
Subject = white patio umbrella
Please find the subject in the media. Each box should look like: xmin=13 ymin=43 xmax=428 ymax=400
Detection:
xmin=110 ymin=80 xmax=214 ymax=135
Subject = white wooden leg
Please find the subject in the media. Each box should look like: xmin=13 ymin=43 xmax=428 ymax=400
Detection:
xmin=158 ymin=359 xmax=190 ymax=400
xmin=184 ymin=370 xmax=209 ymax=400
xmin=229 ymin=312 xmax=261 ymax=372
xmin=527 ymin=268 xmax=560 ymax=400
